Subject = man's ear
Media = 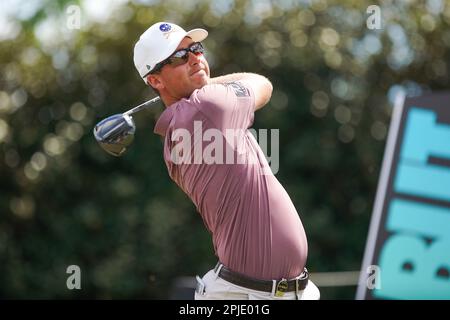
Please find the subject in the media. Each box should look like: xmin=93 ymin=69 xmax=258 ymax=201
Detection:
xmin=146 ymin=74 xmax=164 ymax=90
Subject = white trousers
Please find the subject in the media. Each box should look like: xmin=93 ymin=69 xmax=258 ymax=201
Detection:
xmin=194 ymin=269 xmax=320 ymax=300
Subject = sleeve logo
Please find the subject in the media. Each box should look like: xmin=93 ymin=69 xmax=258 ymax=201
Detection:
xmin=225 ymin=82 xmax=250 ymax=97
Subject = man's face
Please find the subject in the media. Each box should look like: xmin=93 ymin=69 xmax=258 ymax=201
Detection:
xmin=153 ymin=37 xmax=210 ymax=101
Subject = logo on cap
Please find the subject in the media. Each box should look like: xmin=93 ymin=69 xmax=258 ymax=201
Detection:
xmin=159 ymin=23 xmax=171 ymax=32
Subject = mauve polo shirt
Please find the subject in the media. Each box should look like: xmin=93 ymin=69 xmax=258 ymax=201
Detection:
xmin=154 ymin=82 xmax=307 ymax=280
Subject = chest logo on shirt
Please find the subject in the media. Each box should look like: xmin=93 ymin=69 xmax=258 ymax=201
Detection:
xmin=225 ymin=81 xmax=250 ymax=97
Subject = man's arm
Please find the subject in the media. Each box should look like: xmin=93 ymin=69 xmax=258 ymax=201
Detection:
xmin=208 ymin=73 xmax=273 ymax=111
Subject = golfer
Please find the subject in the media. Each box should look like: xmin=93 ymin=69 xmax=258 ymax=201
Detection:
xmin=133 ymin=22 xmax=320 ymax=300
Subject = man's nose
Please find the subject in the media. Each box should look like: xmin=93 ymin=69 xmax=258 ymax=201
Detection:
xmin=188 ymin=51 xmax=201 ymax=65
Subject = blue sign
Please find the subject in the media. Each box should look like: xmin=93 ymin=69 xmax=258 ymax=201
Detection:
xmin=357 ymin=93 xmax=450 ymax=300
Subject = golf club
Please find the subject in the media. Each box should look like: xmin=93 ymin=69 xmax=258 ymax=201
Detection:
xmin=93 ymin=96 xmax=161 ymax=156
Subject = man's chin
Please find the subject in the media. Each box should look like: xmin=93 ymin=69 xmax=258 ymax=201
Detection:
xmin=191 ymin=69 xmax=209 ymax=81
xmin=194 ymin=77 xmax=209 ymax=89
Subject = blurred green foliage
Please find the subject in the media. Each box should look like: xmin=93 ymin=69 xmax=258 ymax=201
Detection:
xmin=1 ymin=0 xmax=449 ymax=299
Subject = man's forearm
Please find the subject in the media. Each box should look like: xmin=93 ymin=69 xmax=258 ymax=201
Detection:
xmin=208 ymin=72 xmax=273 ymax=110
xmin=208 ymin=72 xmax=267 ymax=85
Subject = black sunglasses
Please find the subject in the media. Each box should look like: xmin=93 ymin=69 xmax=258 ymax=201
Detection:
xmin=143 ymin=42 xmax=204 ymax=78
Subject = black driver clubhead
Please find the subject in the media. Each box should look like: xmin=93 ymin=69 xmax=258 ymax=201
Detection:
xmin=93 ymin=114 xmax=136 ymax=157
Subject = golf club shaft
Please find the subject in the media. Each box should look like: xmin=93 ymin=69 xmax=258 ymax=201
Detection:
xmin=123 ymin=96 xmax=161 ymax=116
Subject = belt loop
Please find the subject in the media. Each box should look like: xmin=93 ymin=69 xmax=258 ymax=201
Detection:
xmin=270 ymin=280 xmax=277 ymax=297
xmin=214 ymin=263 xmax=224 ymax=280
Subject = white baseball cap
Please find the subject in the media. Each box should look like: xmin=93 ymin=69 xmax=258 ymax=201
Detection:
xmin=133 ymin=22 xmax=208 ymax=81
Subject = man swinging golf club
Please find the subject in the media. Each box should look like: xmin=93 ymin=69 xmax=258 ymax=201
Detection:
xmin=133 ymin=22 xmax=320 ymax=300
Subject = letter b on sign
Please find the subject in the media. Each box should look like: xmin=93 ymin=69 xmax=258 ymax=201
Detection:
xmin=375 ymin=200 xmax=450 ymax=299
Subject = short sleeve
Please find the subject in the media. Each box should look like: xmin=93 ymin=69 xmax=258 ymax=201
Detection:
xmin=190 ymin=82 xmax=255 ymax=131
